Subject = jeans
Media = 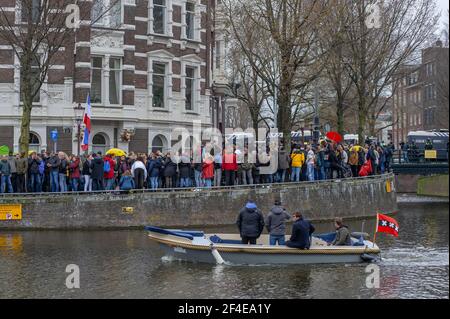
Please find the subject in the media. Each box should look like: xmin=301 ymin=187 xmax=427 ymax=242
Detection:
xmin=16 ymin=173 xmax=26 ymax=193
xmin=261 ymin=174 xmax=273 ymax=184
xmin=204 ymin=179 xmax=212 ymax=188
xmin=224 ymin=170 xmax=235 ymax=186
xmin=84 ymin=175 xmax=92 ymax=192
xmin=194 ymin=170 xmax=202 ymax=187
xmin=277 ymin=169 xmax=287 ymax=183
xmin=180 ymin=177 xmax=190 ymax=188
xmin=50 ymin=171 xmax=59 ymax=192
xmin=290 ymin=167 xmax=301 ymax=182
xmin=59 ymin=173 xmax=67 ymax=192
xmin=307 ymin=163 xmax=315 ymax=181
xmin=1 ymin=175 xmax=13 ymax=193
xmin=71 ymin=178 xmax=80 ymax=192
xmin=214 ymin=169 xmax=222 ymax=187
xmin=149 ymin=177 xmax=159 ymax=189
xmin=241 ymin=170 xmax=253 ymax=185
xmin=104 ymin=178 xmax=115 ymax=190
xmin=30 ymin=173 xmax=41 ymax=192
xmin=270 ymin=234 xmax=286 ymax=246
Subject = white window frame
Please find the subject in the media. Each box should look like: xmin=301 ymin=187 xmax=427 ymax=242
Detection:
xmin=182 ymin=0 xmax=200 ymax=42
xmin=181 ymin=56 xmax=201 ymax=113
xmin=148 ymin=0 xmax=173 ymax=36
xmin=148 ymin=51 xmax=174 ymax=111
xmin=90 ymin=55 xmax=123 ymax=106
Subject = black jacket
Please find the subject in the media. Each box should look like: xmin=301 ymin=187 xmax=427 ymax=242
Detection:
xmin=82 ymin=160 xmax=91 ymax=175
xmin=90 ymin=157 xmax=104 ymax=180
xmin=288 ymin=218 xmax=315 ymax=249
xmin=236 ymin=203 xmax=265 ymax=238
xmin=163 ymin=158 xmax=177 ymax=177
xmin=59 ymin=159 xmax=68 ymax=174
xmin=28 ymin=157 xmax=42 ymax=175
xmin=48 ymin=156 xmax=60 ymax=172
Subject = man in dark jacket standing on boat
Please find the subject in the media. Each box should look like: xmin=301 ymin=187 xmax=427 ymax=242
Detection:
xmin=286 ymin=212 xmax=315 ymax=249
xmin=236 ymin=200 xmax=265 ymax=245
xmin=265 ymin=200 xmax=291 ymax=245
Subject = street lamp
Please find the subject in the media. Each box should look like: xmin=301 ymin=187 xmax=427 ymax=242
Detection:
xmin=299 ymin=119 xmax=305 ymax=145
xmin=73 ymin=103 xmax=84 ymax=156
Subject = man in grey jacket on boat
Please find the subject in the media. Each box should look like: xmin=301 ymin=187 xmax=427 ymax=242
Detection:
xmin=265 ymin=200 xmax=291 ymax=245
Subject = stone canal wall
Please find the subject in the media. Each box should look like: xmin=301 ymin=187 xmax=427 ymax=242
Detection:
xmin=417 ymin=175 xmax=449 ymax=197
xmin=0 ymin=174 xmax=398 ymax=230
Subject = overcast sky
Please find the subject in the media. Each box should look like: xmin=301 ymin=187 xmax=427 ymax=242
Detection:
xmin=437 ymin=0 xmax=449 ymax=25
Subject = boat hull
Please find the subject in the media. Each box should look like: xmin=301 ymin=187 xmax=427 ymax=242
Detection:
xmin=146 ymin=227 xmax=380 ymax=265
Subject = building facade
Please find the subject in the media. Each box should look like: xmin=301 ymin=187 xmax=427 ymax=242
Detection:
xmin=392 ymin=41 xmax=449 ymax=147
xmin=0 ymin=0 xmax=228 ymax=155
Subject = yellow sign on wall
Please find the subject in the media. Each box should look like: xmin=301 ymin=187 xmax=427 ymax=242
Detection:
xmin=425 ymin=150 xmax=437 ymax=159
xmin=0 ymin=204 xmax=22 ymax=220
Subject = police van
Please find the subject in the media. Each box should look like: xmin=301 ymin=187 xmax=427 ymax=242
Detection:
xmin=407 ymin=130 xmax=449 ymax=161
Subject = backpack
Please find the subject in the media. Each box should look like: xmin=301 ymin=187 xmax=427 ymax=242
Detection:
xmin=104 ymin=160 xmax=111 ymax=174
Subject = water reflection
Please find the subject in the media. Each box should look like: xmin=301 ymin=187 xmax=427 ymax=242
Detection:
xmin=0 ymin=203 xmax=448 ymax=299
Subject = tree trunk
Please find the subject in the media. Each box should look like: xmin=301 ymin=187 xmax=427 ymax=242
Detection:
xmin=357 ymin=97 xmax=366 ymax=145
xmin=19 ymin=58 xmax=32 ymax=155
xmin=336 ymin=99 xmax=345 ymax=136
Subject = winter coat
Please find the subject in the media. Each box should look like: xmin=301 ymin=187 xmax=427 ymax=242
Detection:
xmin=288 ymin=218 xmax=315 ymax=249
xmin=222 ymin=152 xmax=237 ymax=171
xmin=332 ymin=225 xmax=352 ymax=246
xmin=16 ymin=157 xmax=28 ymax=175
xmin=69 ymin=159 xmax=81 ymax=179
xmin=163 ymin=158 xmax=177 ymax=177
xmin=58 ymin=159 xmax=68 ymax=174
xmin=278 ymin=151 xmax=290 ymax=170
xmin=202 ymin=159 xmax=214 ymax=179
xmin=348 ymin=151 xmax=359 ymax=166
xmin=48 ymin=156 xmax=60 ymax=172
xmin=291 ymin=152 xmax=305 ymax=168
xmin=265 ymin=205 xmax=291 ymax=236
xmin=82 ymin=160 xmax=91 ymax=176
xmin=118 ymin=161 xmax=130 ymax=176
xmin=119 ymin=175 xmax=135 ymax=190
xmin=90 ymin=157 xmax=105 ymax=180
xmin=178 ymin=156 xmax=191 ymax=178
xmin=103 ymin=157 xmax=115 ymax=179
xmin=236 ymin=202 xmax=265 ymax=238
xmin=147 ymin=158 xmax=162 ymax=178
xmin=131 ymin=160 xmax=148 ymax=180
xmin=28 ymin=158 xmax=42 ymax=175
xmin=0 ymin=160 xmax=11 ymax=175
xmin=7 ymin=157 xmax=17 ymax=174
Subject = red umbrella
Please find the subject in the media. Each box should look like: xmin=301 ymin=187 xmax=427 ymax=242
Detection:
xmin=326 ymin=131 xmax=343 ymax=143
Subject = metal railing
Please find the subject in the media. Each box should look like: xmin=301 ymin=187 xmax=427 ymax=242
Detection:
xmin=0 ymin=173 xmax=394 ymax=199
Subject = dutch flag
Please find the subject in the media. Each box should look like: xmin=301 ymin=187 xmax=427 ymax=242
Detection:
xmin=81 ymin=94 xmax=91 ymax=151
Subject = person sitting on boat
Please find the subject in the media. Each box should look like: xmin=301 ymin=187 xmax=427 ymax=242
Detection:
xmin=236 ymin=200 xmax=265 ymax=245
xmin=265 ymin=199 xmax=291 ymax=246
xmin=330 ymin=217 xmax=352 ymax=246
xmin=286 ymin=212 xmax=315 ymax=249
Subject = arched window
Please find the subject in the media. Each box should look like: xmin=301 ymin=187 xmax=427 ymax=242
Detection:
xmin=29 ymin=132 xmax=40 ymax=152
xmin=92 ymin=133 xmax=107 ymax=155
xmin=152 ymin=135 xmax=164 ymax=153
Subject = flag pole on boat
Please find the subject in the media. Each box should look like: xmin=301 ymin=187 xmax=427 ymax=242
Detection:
xmin=373 ymin=212 xmax=379 ymax=248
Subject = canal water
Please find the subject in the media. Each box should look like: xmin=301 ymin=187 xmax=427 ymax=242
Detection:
xmin=0 ymin=202 xmax=448 ymax=299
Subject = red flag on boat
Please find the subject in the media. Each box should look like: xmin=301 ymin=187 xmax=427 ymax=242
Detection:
xmin=376 ymin=213 xmax=399 ymax=237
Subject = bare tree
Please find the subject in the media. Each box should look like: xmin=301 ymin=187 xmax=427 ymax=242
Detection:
xmin=222 ymin=0 xmax=331 ymax=152
xmin=341 ymin=0 xmax=439 ymax=143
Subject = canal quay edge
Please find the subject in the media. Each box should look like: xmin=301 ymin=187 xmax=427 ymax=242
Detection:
xmin=0 ymin=174 xmax=399 ymax=230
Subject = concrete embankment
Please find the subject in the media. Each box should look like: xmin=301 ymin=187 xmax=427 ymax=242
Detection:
xmin=0 ymin=174 xmax=398 ymax=230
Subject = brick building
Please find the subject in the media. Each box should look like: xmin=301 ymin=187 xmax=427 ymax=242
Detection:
xmin=0 ymin=0 xmax=228 ymax=154
xmin=392 ymin=41 xmax=449 ymax=147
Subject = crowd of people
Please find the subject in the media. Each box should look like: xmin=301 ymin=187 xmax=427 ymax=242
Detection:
xmin=0 ymin=139 xmax=394 ymax=194
xmin=236 ymin=199 xmax=352 ymax=248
